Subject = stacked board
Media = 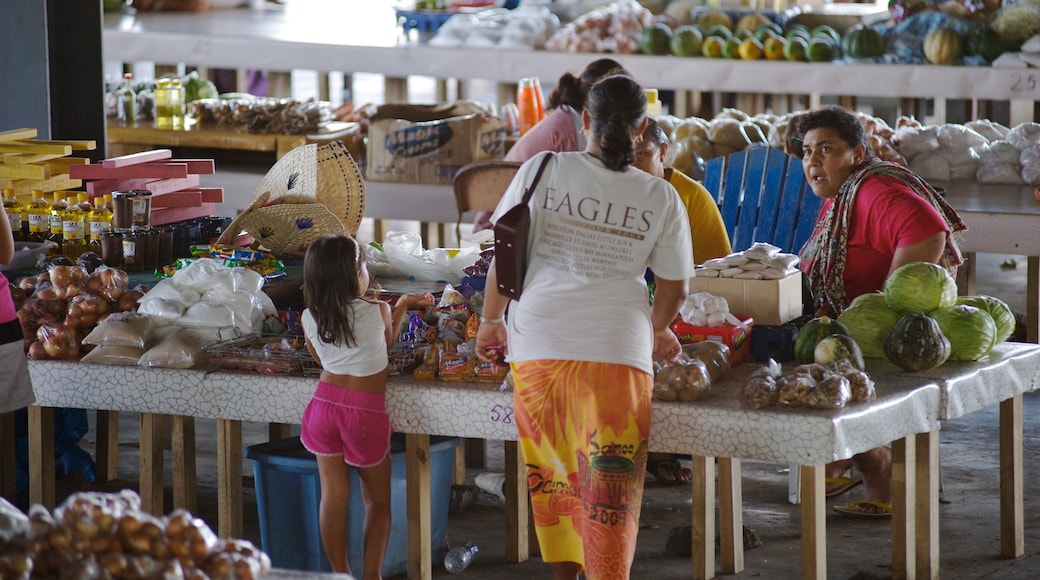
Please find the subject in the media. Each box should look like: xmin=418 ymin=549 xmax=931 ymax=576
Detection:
xmin=0 ymin=129 xmax=224 ymax=226
xmin=0 ymin=128 xmax=92 ymax=198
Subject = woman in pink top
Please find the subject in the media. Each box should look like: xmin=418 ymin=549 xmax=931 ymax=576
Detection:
xmin=796 ymin=105 xmax=966 ymax=518
xmin=472 ymin=58 xmax=630 ymax=231
xmin=0 ymin=197 xmax=34 ymax=415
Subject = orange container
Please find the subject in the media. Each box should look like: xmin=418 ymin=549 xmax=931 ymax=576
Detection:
xmin=517 ymin=77 xmax=544 ymax=135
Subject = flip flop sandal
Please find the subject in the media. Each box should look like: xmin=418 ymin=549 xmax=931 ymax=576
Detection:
xmin=646 ymin=458 xmax=690 ymax=486
xmin=833 ymin=500 xmax=892 ymax=519
xmin=824 ymin=473 xmax=864 ymax=498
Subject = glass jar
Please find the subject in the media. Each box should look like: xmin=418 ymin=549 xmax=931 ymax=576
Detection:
xmin=130 ymin=190 xmax=152 ymax=229
xmin=111 ymin=191 xmax=135 ymax=232
xmin=121 ymin=230 xmax=141 ymax=272
xmin=100 ymin=231 xmax=124 ymax=268
xmin=155 ymin=226 xmax=174 ymax=265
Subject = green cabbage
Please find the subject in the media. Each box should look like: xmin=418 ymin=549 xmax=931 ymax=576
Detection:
xmin=837 ymin=293 xmax=903 ymax=358
xmin=930 ymin=304 xmax=996 ymax=361
xmin=956 ymin=295 xmax=1016 ymax=343
xmin=182 ymin=71 xmax=219 ymax=104
xmin=883 ymin=262 xmax=957 ymax=315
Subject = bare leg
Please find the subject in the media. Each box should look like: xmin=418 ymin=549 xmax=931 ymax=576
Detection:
xmin=824 ymin=457 xmax=855 ymax=494
xmin=356 ymin=455 xmax=393 ymax=580
xmin=550 ymin=561 xmax=583 ymax=580
xmin=315 ymin=454 xmax=352 ymax=575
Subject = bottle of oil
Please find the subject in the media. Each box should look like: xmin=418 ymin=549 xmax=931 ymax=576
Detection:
xmin=61 ymin=194 xmax=87 ymax=259
xmin=88 ymin=195 xmax=113 ymax=256
xmin=104 ymin=193 xmax=113 ymax=212
xmin=2 ymin=188 xmax=25 ymax=242
xmin=169 ymin=78 xmax=185 ymax=129
xmin=25 ymin=189 xmax=50 ymax=244
xmin=155 ymin=78 xmax=173 ymax=129
xmin=47 ymin=191 xmax=67 ymax=254
xmin=77 ymin=193 xmax=93 ymax=238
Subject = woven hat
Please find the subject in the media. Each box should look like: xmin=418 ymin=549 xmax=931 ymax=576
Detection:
xmin=219 ymin=140 xmax=366 ymax=254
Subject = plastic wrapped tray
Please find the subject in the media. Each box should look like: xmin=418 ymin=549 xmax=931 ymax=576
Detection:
xmin=204 ymin=333 xmax=306 ymax=376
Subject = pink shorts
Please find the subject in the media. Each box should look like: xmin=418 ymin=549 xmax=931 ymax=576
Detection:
xmin=300 ymin=382 xmax=392 ymax=467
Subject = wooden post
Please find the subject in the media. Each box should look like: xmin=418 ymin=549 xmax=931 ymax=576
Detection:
xmin=1 ymin=411 xmax=16 ymax=499
xmin=799 ymin=464 xmax=826 ymax=580
xmin=891 ymin=437 xmax=916 ymax=579
xmin=268 ymin=423 xmax=292 ymax=442
xmin=140 ymin=413 xmax=164 ymax=517
xmin=1027 ymin=256 xmax=1039 ymax=344
xmin=916 ymin=431 xmax=940 ymax=579
xmin=28 ymin=406 xmax=55 ymax=509
xmin=690 ymin=455 xmax=715 ymax=580
xmin=718 ymin=457 xmax=744 ymax=574
xmin=452 ymin=446 xmax=466 ymax=486
xmin=172 ymin=415 xmax=197 ymax=513
xmin=217 ymin=419 xmax=243 ymax=538
xmin=94 ymin=410 xmax=120 ymax=483
xmin=406 ymin=433 xmax=432 ymax=580
xmin=504 ymin=440 xmax=529 ymax=562
xmin=1000 ymin=395 xmax=1025 ymax=558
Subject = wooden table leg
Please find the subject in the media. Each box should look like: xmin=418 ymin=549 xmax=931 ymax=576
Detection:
xmin=217 ymin=419 xmax=243 ymax=538
xmin=799 ymin=464 xmax=826 ymax=580
xmin=406 ymin=433 xmax=432 ymax=580
xmin=891 ymin=437 xmax=917 ymax=579
xmin=140 ymin=413 xmax=164 ymax=517
xmin=452 ymin=445 xmax=466 ymax=486
xmin=690 ymin=455 xmax=715 ymax=580
xmin=1027 ymin=256 xmax=1038 ymax=344
xmin=1 ymin=411 xmax=16 ymax=499
xmin=718 ymin=457 xmax=744 ymax=574
xmin=504 ymin=439 xmax=529 ymax=563
xmin=172 ymin=415 xmax=197 ymax=513
xmin=28 ymin=406 xmax=55 ymax=509
xmin=915 ymin=431 xmax=940 ymax=579
xmin=94 ymin=410 xmax=120 ymax=483
xmin=1000 ymin=394 xmax=1025 ymax=558
xmin=268 ymin=423 xmax=291 ymax=442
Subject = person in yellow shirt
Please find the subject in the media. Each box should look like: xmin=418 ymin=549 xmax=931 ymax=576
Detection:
xmin=633 ymin=118 xmax=733 ymax=484
xmin=635 ymin=118 xmax=732 ymax=264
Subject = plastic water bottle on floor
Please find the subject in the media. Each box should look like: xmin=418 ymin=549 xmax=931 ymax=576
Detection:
xmin=443 ymin=543 xmax=478 ymax=573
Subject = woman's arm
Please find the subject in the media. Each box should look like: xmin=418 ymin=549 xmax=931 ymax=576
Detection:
xmin=889 ymin=232 xmax=946 ymax=274
xmin=0 ymin=202 xmax=14 ymax=265
xmin=651 ymin=276 xmax=688 ymax=362
xmin=476 ymin=260 xmax=510 ymax=362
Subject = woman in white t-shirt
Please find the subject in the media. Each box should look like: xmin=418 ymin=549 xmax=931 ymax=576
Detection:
xmin=476 ymin=74 xmax=694 ymax=580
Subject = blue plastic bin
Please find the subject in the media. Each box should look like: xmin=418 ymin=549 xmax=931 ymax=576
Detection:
xmin=246 ymin=434 xmax=460 ymax=577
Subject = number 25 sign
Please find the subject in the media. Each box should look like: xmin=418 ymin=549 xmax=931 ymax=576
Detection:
xmin=1009 ymin=72 xmax=1039 ymax=95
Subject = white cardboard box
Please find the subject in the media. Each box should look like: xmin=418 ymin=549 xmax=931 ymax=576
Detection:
xmin=689 ymin=272 xmax=802 ymax=326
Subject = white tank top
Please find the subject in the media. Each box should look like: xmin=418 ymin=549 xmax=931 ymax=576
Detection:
xmin=302 ymin=301 xmax=387 ymax=376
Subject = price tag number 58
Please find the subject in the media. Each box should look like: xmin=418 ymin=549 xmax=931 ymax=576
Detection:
xmin=490 ymin=404 xmax=513 ymax=424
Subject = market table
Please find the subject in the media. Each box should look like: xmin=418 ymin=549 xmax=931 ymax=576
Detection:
xmin=937 ymin=181 xmax=1040 ymax=344
xmin=33 ymin=347 xmax=1040 ymax=579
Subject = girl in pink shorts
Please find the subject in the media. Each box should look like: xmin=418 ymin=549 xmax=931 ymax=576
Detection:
xmin=301 ymin=235 xmax=433 ymax=579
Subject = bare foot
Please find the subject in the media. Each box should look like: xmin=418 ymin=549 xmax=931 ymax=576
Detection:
xmin=824 ymin=458 xmax=856 ymax=495
xmin=852 ymin=446 xmax=892 ymax=506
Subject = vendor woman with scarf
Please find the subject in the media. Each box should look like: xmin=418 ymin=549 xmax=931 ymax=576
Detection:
xmin=795 ymin=105 xmax=966 ymax=518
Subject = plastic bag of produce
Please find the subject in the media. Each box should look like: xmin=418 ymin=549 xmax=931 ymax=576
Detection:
xmin=977 ymin=162 xmax=1024 ymax=184
xmin=82 ymin=312 xmax=157 ymax=349
xmin=81 ymin=345 xmax=145 ymax=366
xmin=380 ymin=231 xmax=480 ymax=283
xmin=1019 ymin=144 xmax=1040 ymax=185
xmin=979 ymin=140 xmax=1022 ymax=165
xmin=909 ymin=151 xmax=951 ymax=181
xmin=138 ymin=328 xmax=208 ymax=369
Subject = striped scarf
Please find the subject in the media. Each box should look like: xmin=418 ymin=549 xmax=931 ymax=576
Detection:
xmin=798 ymin=159 xmax=967 ymax=316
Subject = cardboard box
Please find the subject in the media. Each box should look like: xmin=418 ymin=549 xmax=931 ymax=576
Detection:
xmin=671 ymin=316 xmax=753 ymax=366
xmin=365 ymin=102 xmax=507 ymax=184
xmin=688 ymin=272 xmax=802 ymax=326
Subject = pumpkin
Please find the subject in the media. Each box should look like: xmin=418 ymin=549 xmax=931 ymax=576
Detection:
xmin=841 ymin=25 xmax=885 ymax=59
xmin=807 ymin=38 xmax=837 ymax=62
xmin=883 ymin=314 xmax=951 ymax=372
xmin=923 ymin=28 xmax=963 ymax=65
xmin=814 ymin=334 xmax=866 ymax=371
xmin=965 ymin=26 xmax=1004 ymax=62
xmin=794 ymin=316 xmax=852 ymax=364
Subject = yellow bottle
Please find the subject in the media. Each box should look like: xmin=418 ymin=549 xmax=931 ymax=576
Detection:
xmin=103 ymin=193 xmax=113 ymax=212
xmin=62 ymin=194 xmax=87 ymax=259
xmin=25 ymin=189 xmax=50 ymax=243
xmin=88 ymin=195 xmax=113 ymax=256
xmin=2 ymin=188 xmax=25 ymax=242
xmin=77 ymin=193 xmax=92 ymax=240
xmin=48 ymin=191 xmax=67 ymax=254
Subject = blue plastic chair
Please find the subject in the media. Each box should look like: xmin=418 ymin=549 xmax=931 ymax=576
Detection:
xmin=702 ymin=145 xmax=821 ymax=255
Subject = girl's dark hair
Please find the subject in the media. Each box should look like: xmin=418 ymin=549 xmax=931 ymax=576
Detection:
xmin=547 ymin=58 xmax=631 ymax=112
xmin=585 ymin=74 xmax=647 ymax=171
xmin=303 ymin=235 xmax=364 ymax=347
xmin=796 ymin=105 xmax=870 ymax=155
xmin=643 ymin=117 xmax=669 ymax=147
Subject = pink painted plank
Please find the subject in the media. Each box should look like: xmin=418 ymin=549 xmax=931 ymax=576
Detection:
xmin=150 ymin=203 xmax=216 ymax=226
xmin=86 ymin=178 xmax=159 ymax=195
xmin=200 ymin=188 xmax=224 ymax=203
xmin=151 ymin=191 xmax=202 ymax=208
xmin=69 ymin=163 xmax=188 ymax=179
xmin=147 ymin=159 xmax=216 ymax=175
xmin=101 ymin=148 xmax=173 ymax=168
